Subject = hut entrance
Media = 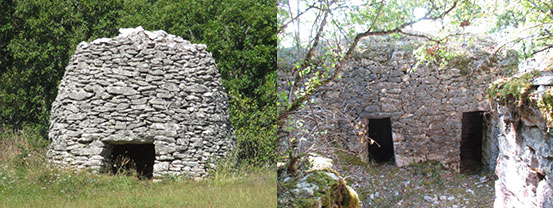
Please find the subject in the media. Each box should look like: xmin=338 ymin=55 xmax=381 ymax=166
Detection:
xmin=109 ymin=143 xmax=155 ymax=179
xmin=460 ymin=111 xmax=486 ymax=172
xmin=368 ymin=118 xmax=394 ymax=163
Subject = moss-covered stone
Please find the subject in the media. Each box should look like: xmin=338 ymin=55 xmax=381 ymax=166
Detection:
xmin=325 ymin=178 xmax=360 ymax=208
xmin=487 ymin=71 xmax=541 ymax=106
xmin=278 ymin=154 xmax=360 ymax=208
xmin=488 ymin=69 xmax=553 ymax=129
xmin=537 ymin=88 xmax=553 ymax=127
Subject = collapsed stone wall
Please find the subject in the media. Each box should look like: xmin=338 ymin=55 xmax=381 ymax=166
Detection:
xmin=314 ymin=38 xmax=507 ymax=170
xmin=47 ymin=27 xmax=234 ymax=178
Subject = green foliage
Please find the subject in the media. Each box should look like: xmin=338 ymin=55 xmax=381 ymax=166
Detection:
xmin=413 ymin=42 xmax=473 ymax=73
xmin=0 ymin=0 xmax=276 ymax=166
xmin=478 ymin=0 xmax=553 ymax=59
xmin=335 ymin=151 xmax=367 ymax=168
xmin=0 ymin=125 xmax=48 ymax=167
xmin=228 ymin=72 xmax=277 ymax=166
xmin=0 ymin=0 xmax=126 ymax=135
xmin=536 ymin=89 xmax=553 ymax=127
xmin=487 ymin=71 xmax=540 ymax=105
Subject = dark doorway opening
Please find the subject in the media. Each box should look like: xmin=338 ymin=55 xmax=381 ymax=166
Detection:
xmin=110 ymin=143 xmax=155 ymax=179
xmin=368 ymin=118 xmax=394 ymax=163
xmin=460 ymin=111 xmax=485 ymax=172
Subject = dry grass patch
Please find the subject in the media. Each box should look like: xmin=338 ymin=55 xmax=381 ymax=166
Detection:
xmin=0 ymin=127 xmax=276 ymax=208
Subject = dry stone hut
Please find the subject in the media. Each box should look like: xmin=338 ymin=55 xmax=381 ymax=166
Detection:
xmin=309 ymin=38 xmax=515 ymax=171
xmin=47 ymin=27 xmax=234 ymax=178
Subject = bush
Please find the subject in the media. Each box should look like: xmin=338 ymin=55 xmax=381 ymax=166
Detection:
xmin=0 ymin=0 xmax=276 ymax=166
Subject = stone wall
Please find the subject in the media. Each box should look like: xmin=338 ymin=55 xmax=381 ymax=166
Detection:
xmin=314 ymin=38 xmax=505 ymax=170
xmin=47 ymin=27 xmax=234 ymax=178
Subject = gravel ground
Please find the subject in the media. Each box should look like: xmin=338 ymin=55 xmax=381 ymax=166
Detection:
xmin=334 ymin=153 xmax=496 ymax=208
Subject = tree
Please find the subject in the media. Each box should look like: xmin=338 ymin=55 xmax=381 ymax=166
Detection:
xmin=0 ymin=0 xmax=276 ymax=166
xmin=0 ymin=0 xmax=125 ymax=132
xmin=482 ymin=0 xmax=553 ymax=58
xmin=276 ymin=0 xmax=474 ymax=171
xmin=277 ymin=0 xmax=553 ymax=173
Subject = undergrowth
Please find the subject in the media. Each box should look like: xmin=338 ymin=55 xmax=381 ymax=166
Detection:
xmin=336 ymin=152 xmax=496 ymax=208
xmin=0 ymin=126 xmax=276 ymax=208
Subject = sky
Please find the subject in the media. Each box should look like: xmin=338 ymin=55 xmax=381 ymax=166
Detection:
xmin=280 ymin=0 xmax=440 ymax=48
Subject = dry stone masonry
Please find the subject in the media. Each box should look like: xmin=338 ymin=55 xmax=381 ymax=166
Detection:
xmin=47 ymin=26 xmax=234 ymax=178
xmin=314 ymin=38 xmax=512 ymax=170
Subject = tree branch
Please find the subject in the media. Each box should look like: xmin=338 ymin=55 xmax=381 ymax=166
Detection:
xmin=277 ymin=0 xmax=460 ymax=126
xmin=531 ymin=44 xmax=553 ymax=56
xmin=289 ymin=7 xmax=330 ymax=104
xmin=492 ymin=33 xmax=538 ymax=56
xmin=398 ymin=30 xmax=441 ymax=42
xmin=278 ymin=4 xmax=317 ymax=34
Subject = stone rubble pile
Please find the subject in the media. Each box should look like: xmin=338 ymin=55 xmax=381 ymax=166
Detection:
xmin=47 ymin=26 xmax=234 ymax=178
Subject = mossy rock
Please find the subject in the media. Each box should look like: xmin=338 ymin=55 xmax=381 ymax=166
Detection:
xmin=278 ymin=154 xmax=360 ymax=208
xmin=487 ymin=71 xmax=541 ymax=105
xmin=291 ymin=171 xmax=359 ymax=208
xmin=325 ymin=178 xmax=360 ymax=208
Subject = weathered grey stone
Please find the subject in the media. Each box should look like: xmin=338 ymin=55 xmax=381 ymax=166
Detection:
xmin=188 ymin=84 xmax=209 ymax=93
xmin=494 ymin=101 xmax=553 ymax=208
xmin=148 ymin=97 xmax=165 ymax=105
xmin=116 ymin=103 xmax=129 ymax=110
xmin=157 ymin=92 xmax=173 ymax=98
xmin=47 ymin=26 xmax=234 ymax=179
xmin=155 ymin=144 xmax=177 ymax=155
xmin=106 ymin=86 xmax=138 ymax=95
xmin=154 ymin=135 xmax=176 ymax=143
xmin=67 ymin=114 xmax=86 ymax=121
xmin=278 ymin=154 xmax=360 ymax=207
xmin=532 ymin=75 xmax=553 ymax=86
xmin=163 ymin=83 xmax=179 ymax=92
xmin=278 ymin=37 xmax=505 ymax=173
xmin=153 ymin=162 xmax=169 ymax=172
xmin=536 ymin=180 xmax=553 ymax=207
xmin=69 ymin=90 xmax=93 ymax=101
xmin=137 ymin=86 xmax=156 ymax=92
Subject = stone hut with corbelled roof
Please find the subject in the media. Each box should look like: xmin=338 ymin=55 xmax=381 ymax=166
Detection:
xmin=300 ymin=37 xmax=516 ymax=171
xmin=47 ymin=27 xmax=234 ymax=178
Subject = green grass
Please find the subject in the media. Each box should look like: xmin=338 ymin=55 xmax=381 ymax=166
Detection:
xmin=0 ymin=127 xmax=276 ymax=208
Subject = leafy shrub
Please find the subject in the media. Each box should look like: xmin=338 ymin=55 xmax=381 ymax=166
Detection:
xmin=0 ymin=0 xmax=276 ymax=167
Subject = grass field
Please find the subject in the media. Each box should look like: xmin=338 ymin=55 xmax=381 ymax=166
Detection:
xmin=0 ymin=128 xmax=276 ymax=208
